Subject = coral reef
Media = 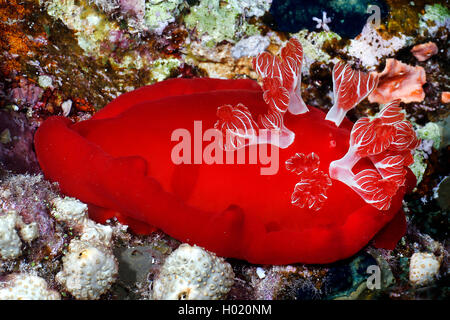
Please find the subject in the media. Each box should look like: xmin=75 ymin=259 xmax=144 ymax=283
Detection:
xmin=152 ymin=244 xmax=234 ymax=300
xmin=231 ymin=35 xmax=271 ymax=60
xmin=0 ymin=273 xmax=60 ymax=300
xmin=0 ymin=174 xmax=64 ymax=261
xmin=369 ymin=59 xmax=426 ymax=104
xmin=41 ymin=0 xmax=128 ymax=56
xmin=184 ymin=0 xmax=260 ymax=46
xmin=0 ymin=110 xmax=41 ymax=174
xmin=346 ymin=24 xmax=409 ymax=69
xmin=419 ymin=4 xmax=450 ymax=37
xmin=292 ymin=30 xmax=341 ymax=74
xmin=410 ymin=121 xmax=443 ymax=184
xmin=269 ymin=0 xmax=389 ymax=38
xmin=143 ymin=0 xmax=185 ymax=35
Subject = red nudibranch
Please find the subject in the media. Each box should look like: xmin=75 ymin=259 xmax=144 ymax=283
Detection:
xmin=34 ymin=39 xmax=419 ymax=264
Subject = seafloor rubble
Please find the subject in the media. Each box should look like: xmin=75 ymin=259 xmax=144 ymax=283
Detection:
xmin=0 ymin=0 xmax=448 ymax=300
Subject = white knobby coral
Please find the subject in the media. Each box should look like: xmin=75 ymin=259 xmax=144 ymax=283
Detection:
xmin=409 ymin=252 xmax=441 ymax=286
xmin=51 ymin=196 xmax=89 ymax=226
xmin=0 ymin=210 xmax=38 ymax=260
xmin=51 ymin=196 xmax=113 ymax=248
xmin=0 ymin=274 xmax=60 ymax=300
xmin=56 ymin=239 xmax=118 ymax=300
xmin=153 ymin=244 xmax=235 ymax=300
xmin=51 ymin=196 xmax=117 ymax=299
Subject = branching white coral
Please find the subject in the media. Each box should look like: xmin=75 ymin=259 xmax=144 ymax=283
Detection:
xmin=153 ymin=244 xmax=235 ymax=300
xmin=312 ymin=11 xmax=332 ymax=32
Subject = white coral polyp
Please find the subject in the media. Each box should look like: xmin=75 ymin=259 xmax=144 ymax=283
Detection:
xmin=0 ymin=212 xmax=22 ymax=259
xmin=153 ymin=244 xmax=234 ymax=300
xmin=51 ymin=196 xmax=113 ymax=248
xmin=0 ymin=274 xmax=60 ymax=300
xmin=409 ymin=252 xmax=441 ymax=287
xmin=0 ymin=211 xmax=39 ymax=260
xmin=56 ymin=239 xmax=118 ymax=300
xmin=80 ymin=219 xmax=113 ymax=246
xmin=51 ymin=196 xmax=88 ymax=226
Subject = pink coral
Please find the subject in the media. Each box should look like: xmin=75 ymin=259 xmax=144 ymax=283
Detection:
xmin=8 ymin=78 xmax=43 ymax=107
xmin=368 ymin=59 xmax=426 ymax=104
xmin=119 ymin=0 xmax=145 ymax=19
xmin=411 ymin=42 xmax=438 ymax=62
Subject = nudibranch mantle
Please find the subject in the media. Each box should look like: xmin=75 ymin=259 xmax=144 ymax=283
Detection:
xmin=34 ymin=39 xmax=419 ymax=264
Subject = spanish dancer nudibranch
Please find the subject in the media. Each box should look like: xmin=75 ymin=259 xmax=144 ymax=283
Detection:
xmin=34 ymin=39 xmax=419 ymax=264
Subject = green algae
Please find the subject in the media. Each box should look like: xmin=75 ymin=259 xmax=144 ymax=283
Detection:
xmin=417 ymin=122 xmax=442 ymax=150
xmin=150 ymin=58 xmax=181 ymax=82
xmin=43 ymin=0 xmax=117 ymax=56
xmin=143 ymin=0 xmax=185 ymax=34
xmin=410 ymin=151 xmax=428 ymax=185
xmin=420 ymin=3 xmax=450 ymax=26
xmin=184 ymin=0 xmax=260 ymax=46
xmin=292 ymin=30 xmax=341 ymax=73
